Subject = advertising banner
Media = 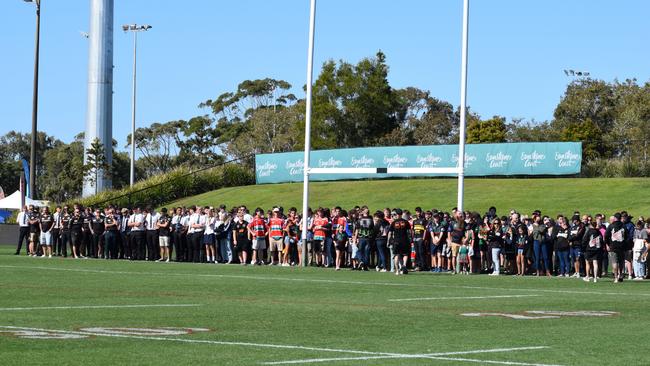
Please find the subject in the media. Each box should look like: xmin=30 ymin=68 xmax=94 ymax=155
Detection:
xmin=255 ymin=142 xmax=582 ymax=184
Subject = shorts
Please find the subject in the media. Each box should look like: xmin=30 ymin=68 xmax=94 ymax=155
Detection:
xmin=40 ymin=231 xmax=52 ymax=245
xmin=450 ymin=242 xmax=461 ymax=257
xmin=159 ymin=236 xmax=170 ymax=248
xmin=203 ymin=233 xmax=215 ymax=245
xmin=430 ymin=243 xmax=439 ymax=255
xmin=570 ymin=247 xmax=582 ymax=260
xmin=609 ymin=251 xmax=624 ymax=267
xmin=624 ymin=250 xmax=633 ymax=262
xmin=252 ymin=237 xmax=267 ymax=250
xmin=395 ymin=242 xmax=410 ymax=257
xmin=269 ymin=237 xmax=284 ymax=252
xmin=517 ymin=248 xmax=525 ymax=255
xmin=236 ymin=240 xmax=252 ymax=252
xmin=313 ymin=240 xmax=323 ymax=253
xmin=442 ymin=244 xmax=451 ymax=258
xmin=29 ymin=232 xmax=39 ymax=243
xmin=584 ymin=250 xmax=600 ymax=261
xmin=335 ymin=240 xmax=347 ymax=251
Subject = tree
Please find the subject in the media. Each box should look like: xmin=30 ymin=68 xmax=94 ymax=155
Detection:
xmin=126 ymin=120 xmax=183 ymax=177
xmin=553 ymin=78 xmax=616 ymax=135
xmin=466 ymin=116 xmax=507 ymax=144
xmin=312 ymin=51 xmax=401 ymax=147
xmin=177 ymin=116 xmax=224 ymax=167
xmin=83 ymin=138 xmax=112 ymax=195
xmin=561 ymin=118 xmax=604 ymax=161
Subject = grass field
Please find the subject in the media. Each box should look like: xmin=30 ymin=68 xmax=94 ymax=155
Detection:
xmin=1 ymin=247 xmax=648 ymax=366
xmin=165 ymin=178 xmax=650 ymax=218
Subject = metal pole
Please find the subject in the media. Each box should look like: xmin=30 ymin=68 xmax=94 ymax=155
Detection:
xmin=301 ymin=0 xmax=317 ymax=268
xmin=29 ymin=0 xmax=41 ymax=199
xmin=130 ymin=31 xmax=137 ymax=186
xmin=457 ymin=0 xmax=469 ymax=212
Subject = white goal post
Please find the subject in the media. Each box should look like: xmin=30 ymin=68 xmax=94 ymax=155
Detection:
xmin=299 ymin=0 xmax=471 ymax=267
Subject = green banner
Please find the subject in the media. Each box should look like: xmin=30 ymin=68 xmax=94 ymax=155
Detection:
xmin=255 ymin=142 xmax=582 ymax=184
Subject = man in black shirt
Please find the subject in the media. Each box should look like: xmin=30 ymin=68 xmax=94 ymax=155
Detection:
xmin=156 ymin=208 xmax=171 ymax=262
xmin=354 ymin=207 xmax=374 ymax=271
xmin=90 ymin=208 xmax=105 ymax=258
xmin=605 ymin=213 xmax=628 ymax=283
xmin=388 ymin=209 xmax=412 ymax=275
xmin=233 ymin=211 xmax=251 ymax=265
xmin=81 ymin=208 xmax=92 ymax=258
xmin=59 ymin=206 xmax=72 ymax=257
xmin=27 ymin=205 xmax=40 ymax=256
xmin=39 ymin=207 xmax=54 ymax=258
xmin=411 ymin=208 xmax=427 ymax=271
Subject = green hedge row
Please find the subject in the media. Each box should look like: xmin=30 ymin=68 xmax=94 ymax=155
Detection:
xmin=581 ymin=158 xmax=650 ymax=178
xmin=69 ymin=163 xmax=255 ymax=209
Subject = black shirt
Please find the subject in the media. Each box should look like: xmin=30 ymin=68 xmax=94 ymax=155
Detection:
xmin=61 ymin=213 xmax=72 ymax=232
xmin=487 ymin=229 xmax=504 ymax=249
xmin=605 ymin=221 xmax=627 ymax=252
xmin=104 ymin=216 xmax=118 ymax=231
xmin=70 ymin=214 xmax=84 ymax=232
xmin=91 ymin=216 xmax=105 ymax=233
xmin=412 ymin=218 xmax=427 ymax=239
xmin=357 ymin=216 xmax=374 ymax=238
xmin=28 ymin=211 xmax=40 ymax=233
xmin=234 ymin=221 xmax=250 ymax=244
xmin=389 ymin=218 xmax=411 ymax=245
xmin=158 ymin=215 xmax=171 ymax=236
xmin=40 ymin=213 xmax=54 ymax=232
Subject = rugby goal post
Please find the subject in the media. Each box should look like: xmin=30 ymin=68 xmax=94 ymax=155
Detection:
xmin=300 ymin=0 xmax=470 ymax=267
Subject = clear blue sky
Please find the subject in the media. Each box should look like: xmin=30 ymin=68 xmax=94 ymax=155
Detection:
xmin=2 ymin=0 xmax=649 ymax=148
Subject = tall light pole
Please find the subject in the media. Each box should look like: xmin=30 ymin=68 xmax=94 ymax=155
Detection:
xmin=24 ymin=0 xmax=41 ymax=199
xmin=123 ymin=24 xmax=152 ymax=187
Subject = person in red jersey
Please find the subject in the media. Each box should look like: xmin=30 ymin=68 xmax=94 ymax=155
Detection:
xmin=247 ymin=208 xmax=268 ymax=265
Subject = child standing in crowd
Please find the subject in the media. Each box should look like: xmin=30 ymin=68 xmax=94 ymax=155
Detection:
xmin=515 ymin=226 xmax=527 ymax=276
xmin=156 ymin=208 xmax=171 ymax=262
xmin=458 ymin=242 xmax=469 ymax=274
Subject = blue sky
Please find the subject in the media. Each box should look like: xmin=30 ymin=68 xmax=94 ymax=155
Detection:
xmin=2 ymin=0 xmax=649 ymax=148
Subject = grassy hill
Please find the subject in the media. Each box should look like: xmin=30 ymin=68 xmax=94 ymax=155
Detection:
xmin=164 ymin=177 xmax=650 ymax=217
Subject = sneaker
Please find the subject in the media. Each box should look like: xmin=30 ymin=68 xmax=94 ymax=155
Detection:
xmin=380 ymin=269 xmax=387 ymax=273
xmin=165 ymin=258 xmax=170 ymax=263
xmin=593 ymin=277 xmax=597 ymax=283
xmin=583 ymin=276 xmax=591 ymax=282
xmin=628 ymin=275 xmax=633 ymax=281
xmin=48 ymin=255 xmax=52 ymax=258
xmin=573 ymin=273 xmax=580 ymax=278
xmin=633 ymin=277 xmax=644 ymax=281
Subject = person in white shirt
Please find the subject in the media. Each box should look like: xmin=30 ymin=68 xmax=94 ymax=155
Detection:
xmin=179 ymin=208 xmax=191 ymax=262
xmin=204 ymin=208 xmax=217 ymax=263
xmin=188 ymin=206 xmax=206 ymax=263
xmin=51 ymin=206 xmax=62 ymax=256
xmin=145 ymin=207 xmax=160 ymax=261
xmin=128 ymin=207 xmax=146 ymax=260
xmin=15 ymin=206 xmax=30 ymax=255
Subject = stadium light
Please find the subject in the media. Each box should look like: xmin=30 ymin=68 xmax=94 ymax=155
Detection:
xmin=24 ymin=0 xmax=41 ymax=199
xmin=123 ymin=23 xmax=152 ymax=187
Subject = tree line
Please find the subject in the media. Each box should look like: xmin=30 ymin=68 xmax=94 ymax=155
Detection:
xmin=1 ymin=51 xmax=649 ymax=202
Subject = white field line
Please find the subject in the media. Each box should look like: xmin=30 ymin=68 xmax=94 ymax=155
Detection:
xmin=2 ymin=264 xmax=647 ymax=298
xmin=262 ymin=346 xmax=558 ymax=366
xmin=0 ymin=304 xmax=201 ymax=311
xmin=0 ymin=326 xmax=559 ymax=366
xmin=389 ymin=294 xmax=540 ymax=302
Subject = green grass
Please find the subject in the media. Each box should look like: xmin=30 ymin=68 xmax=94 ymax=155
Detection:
xmin=165 ymin=178 xmax=650 ymax=217
xmin=1 ymin=248 xmax=648 ymax=365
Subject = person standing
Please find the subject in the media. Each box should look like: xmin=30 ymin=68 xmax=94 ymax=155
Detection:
xmin=203 ymin=207 xmax=217 ymax=263
xmin=631 ymin=220 xmax=647 ymax=280
xmin=354 ymin=207 xmax=374 ymax=271
xmin=268 ymin=208 xmax=285 ymax=266
xmin=128 ymin=207 xmax=146 ymax=260
xmin=15 ymin=205 xmax=30 ymax=255
xmin=38 ymin=207 xmax=54 ymax=258
xmin=119 ymin=208 xmax=131 ymax=259
xmin=27 ymin=205 xmax=40 ymax=256
xmin=59 ymin=206 xmax=71 ymax=258
xmin=103 ymin=207 xmax=119 ymax=259
xmin=568 ymin=215 xmax=585 ymax=277
xmin=89 ymin=208 xmax=104 ymax=258
xmin=411 ymin=208 xmax=427 ymax=271
xmin=171 ymin=207 xmax=185 ymax=262
xmin=582 ymin=219 xmax=602 ymax=283
xmin=233 ymin=209 xmax=251 ymax=265
xmin=217 ymin=211 xmax=233 ymax=264
xmin=69 ymin=207 xmax=84 ymax=259
xmin=51 ymin=206 xmax=62 ymax=256
xmin=487 ymin=219 xmax=505 ymax=275
xmin=81 ymin=207 xmax=92 ymax=258
xmin=156 ymin=207 xmax=171 ymax=262
xmin=388 ymin=209 xmax=411 ymax=275
xmin=189 ymin=206 xmax=206 ymax=263
xmin=605 ymin=213 xmax=628 ymax=283
xmin=554 ymin=218 xmax=571 ymax=277
xmin=145 ymin=207 xmax=160 ymax=261
xmin=248 ymin=208 xmax=268 ymax=266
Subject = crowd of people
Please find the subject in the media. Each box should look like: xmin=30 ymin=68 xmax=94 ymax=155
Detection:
xmin=13 ymin=203 xmax=650 ymax=283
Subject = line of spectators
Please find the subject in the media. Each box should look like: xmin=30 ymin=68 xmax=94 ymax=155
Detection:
xmin=14 ymin=204 xmax=649 ymax=283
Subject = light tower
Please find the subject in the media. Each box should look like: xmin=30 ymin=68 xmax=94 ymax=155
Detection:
xmin=83 ymin=0 xmax=114 ymax=197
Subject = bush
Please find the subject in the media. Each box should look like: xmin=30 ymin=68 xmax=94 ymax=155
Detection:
xmin=68 ymin=163 xmax=254 ymax=209
xmin=581 ymin=158 xmax=650 ymax=178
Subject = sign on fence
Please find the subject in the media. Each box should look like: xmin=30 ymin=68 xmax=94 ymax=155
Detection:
xmin=255 ymin=142 xmax=582 ymax=184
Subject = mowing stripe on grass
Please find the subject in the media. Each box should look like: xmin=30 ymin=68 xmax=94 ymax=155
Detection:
xmin=388 ymin=294 xmax=540 ymax=302
xmin=1 ymin=326 xmax=557 ymax=366
xmin=0 ymin=304 xmax=201 ymax=311
xmin=2 ymin=264 xmax=647 ymax=298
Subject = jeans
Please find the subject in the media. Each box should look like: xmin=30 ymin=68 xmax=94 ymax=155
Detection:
xmin=358 ymin=237 xmax=370 ymax=265
xmin=104 ymin=230 xmax=117 ymax=259
xmin=557 ymin=249 xmax=570 ymax=275
xmin=533 ymin=240 xmax=550 ymax=272
xmin=414 ymin=238 xmax=425 ymax=268
xmin=491 ymin=248 xmax=501 ymax=273
xmin=325 ymin=237 xmax=333 ymax=266
xmin=376 ymin=238 xmax=387 ymax=269
xmin=219 ymin=237 xmax=232 ymax=263
xmin=633 ymin=260 xmax=646 ymax=278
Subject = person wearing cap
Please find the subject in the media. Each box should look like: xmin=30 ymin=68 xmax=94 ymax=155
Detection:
xmin=605 ymin=213 xmax=628 ymax=283
xmin=568 ymin=215 xmax=585 ymax=277
xmin=388 ymin=208 xmax=411 ymax=275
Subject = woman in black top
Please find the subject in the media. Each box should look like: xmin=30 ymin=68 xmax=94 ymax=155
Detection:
xmin=487 ymin=219 xmax=505 ymax=275
xmin=581 ymin=220 xmax=603 ymax=283
xmin=554 ymin=218 xmax=571 ymax=277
